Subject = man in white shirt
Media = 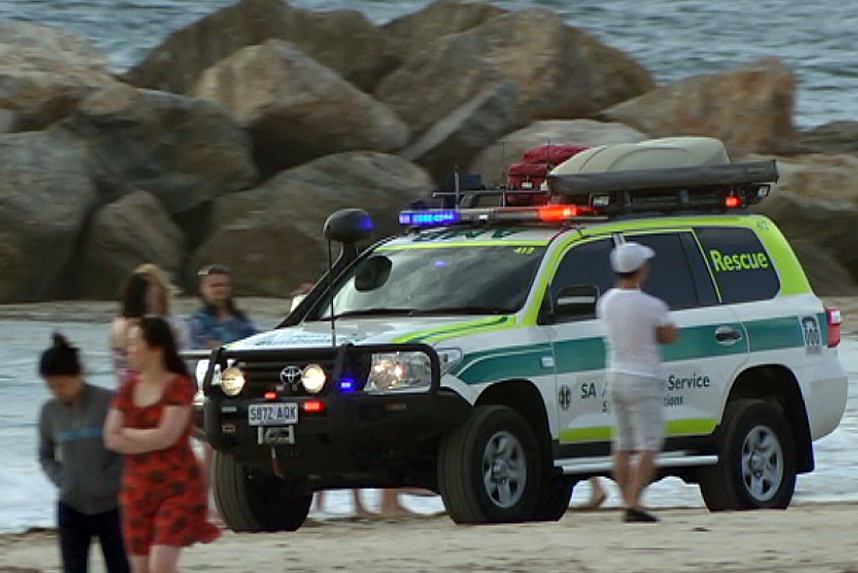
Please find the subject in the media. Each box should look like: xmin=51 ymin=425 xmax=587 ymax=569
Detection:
xmin=596 ymin=242 xmax=678 ymax=523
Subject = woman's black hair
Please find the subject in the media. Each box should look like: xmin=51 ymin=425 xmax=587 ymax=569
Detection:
xmin=39 ymin=333 xmax=82 ymax=377
xmin=121 ymin=272 xmax=150 ymax=319
xmin=136 ymin=315 xmax=189 ymax=377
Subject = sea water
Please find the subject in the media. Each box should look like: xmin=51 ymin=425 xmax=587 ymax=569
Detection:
xmin=1 ymin=309 xmax=855 ymax=533
xmin=0 ymin=0 xmax=856 ymax=128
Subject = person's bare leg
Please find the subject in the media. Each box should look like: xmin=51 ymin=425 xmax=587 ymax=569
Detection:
xmin=612 ymin=450 xmax=632 ymax=507
xmin=352 ymin=490 xmax=371 ymax=517
xmin=313 ymin=491 xmax=326 ymax=513
xmin=130 ymin=555 xmax=149 ymax=573
xmin=379 ymin=489 xmax=411 ymax=516
xmin=149 ymin=545 xmax=181 ymax=573
xmin=589 ymin=477 xmax=607 ymax=506
xmin=629 ymin=449 xmax=657 ymax=509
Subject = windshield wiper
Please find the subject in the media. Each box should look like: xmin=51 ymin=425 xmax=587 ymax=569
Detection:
xmin=408 ymin=306 xmax=507 ymax=316
xmin=325 ymin=308 xmax=416 ymax=321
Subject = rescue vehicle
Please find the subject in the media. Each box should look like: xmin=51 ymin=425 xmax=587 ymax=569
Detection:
xmin=196 ymin=137 xmax=848 ymax=532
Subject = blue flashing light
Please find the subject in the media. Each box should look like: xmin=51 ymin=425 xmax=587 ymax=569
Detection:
xmin=339 ymin=377 xmax=357 ymax=394
xmin=399 ymin=210 xmax=461 ymax=226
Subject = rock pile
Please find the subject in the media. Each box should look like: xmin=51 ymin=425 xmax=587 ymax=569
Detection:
xmin=0 ymin=0 xmax=855 ymax=301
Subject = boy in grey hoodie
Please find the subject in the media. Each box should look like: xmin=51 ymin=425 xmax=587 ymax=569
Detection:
xmin=38 ymin=333 xmax=129 ymax=573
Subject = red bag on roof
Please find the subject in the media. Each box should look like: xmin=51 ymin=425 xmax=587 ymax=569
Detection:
xmin=522 ymin=144 xmax=588 ymax=166
xmin=506 ymin=162 xmax=549 ymax=191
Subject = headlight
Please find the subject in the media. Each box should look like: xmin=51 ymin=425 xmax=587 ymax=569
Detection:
xmin=221 ymin=366 xmax=246 ymax=397
xmin=301 ymin=364 xmax=326 ymax=394
xmin=367 ymin=352 xmax=432 ymax=393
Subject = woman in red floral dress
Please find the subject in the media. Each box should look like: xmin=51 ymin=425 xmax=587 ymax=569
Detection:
xmin=104 ymin=316 xmax=219 ymax=573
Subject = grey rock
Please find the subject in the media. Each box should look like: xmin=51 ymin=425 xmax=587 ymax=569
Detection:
xmin=194 ymin=40 xmax=409 ymax=177
xmin=0 ymin=131 xmax=97 ymax=302
xmin=58 ymin=82 xmax=258 ymax=215
xmin=124 ymin=0 xmax=397 ymax=94
xmin=600 ymin=58 xmax=796 ymax=156
xmin=401 ymin=81 xmax=519 ymax=185
xmin=76 ymin=191 xmax=186 ymax=299
xmin=192 ymin=152 xmax=434 ymax=296
xmin=0 ymin=22 xmax=118 ymax=131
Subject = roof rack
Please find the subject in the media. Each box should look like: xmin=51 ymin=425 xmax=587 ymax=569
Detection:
xmin=547 ymin=160 xmax=778 ymax=214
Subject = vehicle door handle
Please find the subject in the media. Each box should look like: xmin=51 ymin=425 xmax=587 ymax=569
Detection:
xmin=715 ymin=326 xmax=743 ymax=344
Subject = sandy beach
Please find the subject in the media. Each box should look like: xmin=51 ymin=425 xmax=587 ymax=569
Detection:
xmin=2 ymin=297 xmax=856 ymax=573
xmin=1 ymin=502 xmax=857 ymax=573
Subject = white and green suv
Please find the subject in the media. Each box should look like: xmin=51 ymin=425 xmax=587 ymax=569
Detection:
xmin=197 ymin=137 xmax=848 ymax=532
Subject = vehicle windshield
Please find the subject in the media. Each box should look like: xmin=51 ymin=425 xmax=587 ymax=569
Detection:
xmin=310 ymin=245 xmax=547 ymax=320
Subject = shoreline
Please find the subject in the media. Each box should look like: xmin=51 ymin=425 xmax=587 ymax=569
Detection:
xmin=2 ymin=501 xmax=858 ymax=573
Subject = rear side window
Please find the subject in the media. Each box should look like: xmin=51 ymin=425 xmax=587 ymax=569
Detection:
xmin=696 ymin=227 xmax=780 ymax=303
xmin=627 ymin=232 xmax=718 ymax=309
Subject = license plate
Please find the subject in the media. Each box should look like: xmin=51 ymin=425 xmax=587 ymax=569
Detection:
xmin=248 ymin=403 xmax=298 ymax=426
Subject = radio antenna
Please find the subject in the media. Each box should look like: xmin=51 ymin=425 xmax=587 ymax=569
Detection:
xmin=326 ymin=238 xmax=336 ymax=347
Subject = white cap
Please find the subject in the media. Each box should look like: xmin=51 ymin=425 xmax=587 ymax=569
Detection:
xmin=610 ymin=242 xmax=655 ymax=273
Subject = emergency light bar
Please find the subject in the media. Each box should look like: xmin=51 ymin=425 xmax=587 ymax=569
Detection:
xmin=399 ymin=205 xmax=605 ymax=227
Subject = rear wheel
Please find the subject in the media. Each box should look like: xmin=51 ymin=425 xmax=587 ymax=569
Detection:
xmin=212 ymin=451 xmax=312 ymax=532
xmin=438 ymin=405 xmax=541 ymax=524
xmin=700 ymin=399 xmax=796 ymax=511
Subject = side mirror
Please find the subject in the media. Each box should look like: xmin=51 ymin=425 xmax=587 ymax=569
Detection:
xmin=553 ymin=284 xmax=599 ymax=321
xmin=323 ymin=209 xmax=373 ymax=244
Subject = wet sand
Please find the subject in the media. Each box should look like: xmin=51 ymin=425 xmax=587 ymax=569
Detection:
xmin=1 ymin=503 xmax=857 ymax=573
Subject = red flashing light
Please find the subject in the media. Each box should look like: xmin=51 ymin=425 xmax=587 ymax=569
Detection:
xmin=302 ymin=400 xmax=326 ymax=413
xmin=264 ymin=391 xmax=277 ymax=400
xmin=725 ymin=196 xmax=742 ymax=209
xmin=538 ymin=204 xmax=593 ymax=222
xmin=826 ymin=307 xmax=841 ymax=347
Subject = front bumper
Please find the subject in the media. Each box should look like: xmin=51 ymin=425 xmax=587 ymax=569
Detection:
xmin=198 ymin=342 xmax=472 ymax=484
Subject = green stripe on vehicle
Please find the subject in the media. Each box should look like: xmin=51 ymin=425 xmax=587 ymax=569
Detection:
xmin=452 ymin=317 xmax=803 ymax=385
xmin=744 ymin=317 xmax=805 ymax=351
xmin=559 ymin=418 xmax=717 ymax=444
xmin=394 ymin=316 xmax=515 ymax=344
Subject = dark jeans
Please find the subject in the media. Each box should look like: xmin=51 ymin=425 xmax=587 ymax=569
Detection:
xmin=57 ymin=502 xmax=130 ymax=573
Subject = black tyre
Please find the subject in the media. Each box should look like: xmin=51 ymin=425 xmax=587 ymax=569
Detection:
xmin=438 ymin=405 xmax=541 ymax=524
xmin=700 ymin=399 xmax=796 ymax=511
xmin=531 ymin=475 xmax=574 ymax=522
xmin=212 ymin=452 xmax=312 ymax=532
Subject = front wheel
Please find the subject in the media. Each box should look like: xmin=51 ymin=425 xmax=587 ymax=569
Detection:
xmin=212 ymin=452 xmax=312 ymax=532
xmin=438 ymin=405 xmax=541 ymax=524
xmin=700 ymin=399 xmax=796 ymax=511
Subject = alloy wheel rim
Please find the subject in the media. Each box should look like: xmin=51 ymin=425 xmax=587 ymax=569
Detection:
xmin=482 ymin=430 xmax=527 ymax=508
xmin=741 ymin=424 xmax=783 ymax=502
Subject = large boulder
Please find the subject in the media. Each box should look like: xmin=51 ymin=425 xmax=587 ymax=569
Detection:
xmin=376 ymin=8 xmax=654 ymax=140
xmin=58 ymin=82 xmax=258 ymax=215
xmin=194 ymin=40 xmax=409 ymax=177
xmin=753 ymin=153 xmax=858 ymax=284
xmin=381 ymin=0 xmax=507 ymax=61
xmin=401 ymin=81 xmax=519 ymax=185
xmin=192 ymin=152 xmax=434 ymax=295
xmin=0 ymin=131 xmax=97 ymax=302
xmin=124 ymin=0 xmax=397 ymax=94
xmin=0 ymin=22 xmax=119 ymax=131
xmin=468 ymin=119 xmax=650 ymax=186
xmin=790 ymin=121 xmax=858 ymax=156
xmin=76 ymin=191 xmax=186 ymax=299
xmin=788 ymin=239 xmax=858 ymax=296
xmin=600 ymin=58 xmax=796 ymax=156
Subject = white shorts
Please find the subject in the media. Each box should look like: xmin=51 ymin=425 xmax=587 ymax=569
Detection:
xmin=608 ymin=371 xmax=666 ymax=452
